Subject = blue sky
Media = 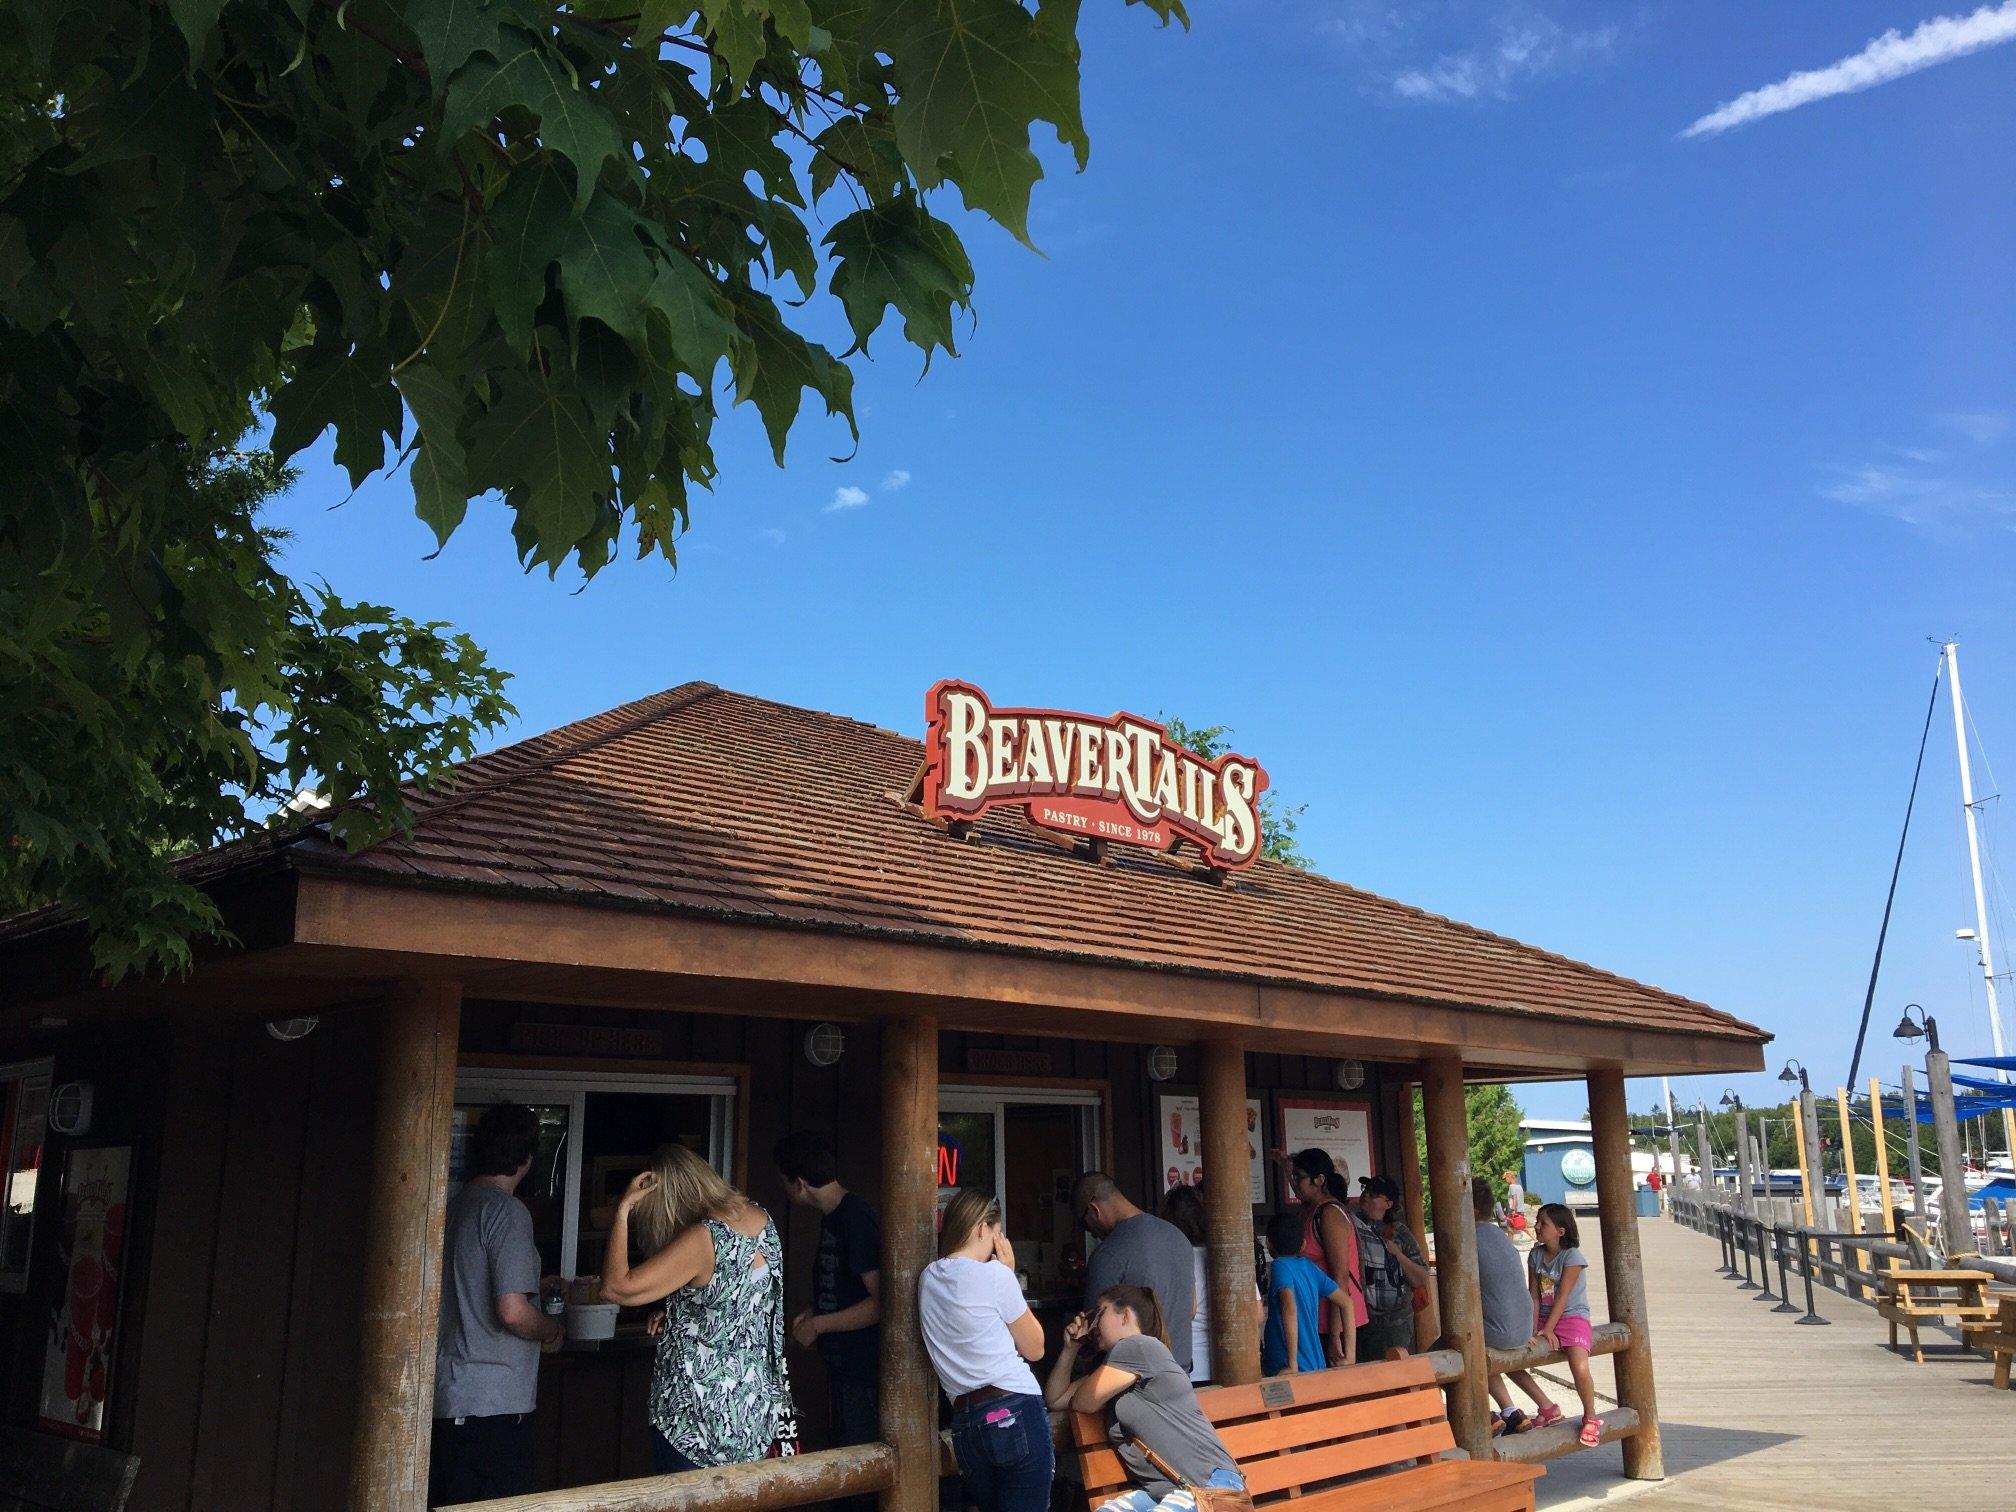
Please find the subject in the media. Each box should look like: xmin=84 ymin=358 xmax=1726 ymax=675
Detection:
xmin=271 ymin=2 xmax=2016 ymax=1122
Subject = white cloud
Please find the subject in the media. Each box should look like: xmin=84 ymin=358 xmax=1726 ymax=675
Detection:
xmin=1819 ymin=414 xmax=2016 ymax=533
xmin=1681 ymin=2 xmax=2016 ymax=139
xmin=1387 ymin=12 xmax=1617 ymax=103
xmin=882 ymin=469 xmax=912 ymax=491
xmin=825 ymin=485 xmax=870 ymax=513
xmin=1938 ymin=411 xmax=2011 ymax=446
xmin=763 ymin=527 xmax=787 ymax=545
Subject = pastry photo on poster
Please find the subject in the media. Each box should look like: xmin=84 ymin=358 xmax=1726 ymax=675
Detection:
xmin=1157 ymin=1093 xmax=1266 ymax=1205
xmin=1277 ymin=1096 xmax=1373 ymax=1202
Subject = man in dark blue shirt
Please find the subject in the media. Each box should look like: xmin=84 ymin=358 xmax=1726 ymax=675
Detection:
xmin=775 ymin=1130 xmax=882 ymax=1488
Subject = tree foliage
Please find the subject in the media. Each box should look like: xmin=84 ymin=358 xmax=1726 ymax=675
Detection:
xmin=1411 ymin=1082 xmax=1528 ymax=1215
xmin=0 ymin=0 xmax=1185 ymax=973
xmin=0 ymin=452 xmax=511 ymax=977
xmin=1161 ymin=715 xmax=1312 ymax=869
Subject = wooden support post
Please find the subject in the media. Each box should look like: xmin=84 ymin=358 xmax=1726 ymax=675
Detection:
xmin=1397 ymin=1086 xmax=1434 ymax=1352
xmin=1588 ymin=1068 xmax=1664 ymax=1480
xmin=1869 ymin=1077 xmax=1897 ymax=1274
xmin=879 ymin=1016 xmax=939 ymax=1512
xmin=1732 ymin=1107 xmax=1753 ymax=1220
xmin=1199 ymin=1039 xmax=1260 ymax=1386
xmin=1835 ymin=1088 xmax=1862 ymax=1238
xmin=350 ymin=979 xmax=462 ymax=1512
xmin=1926 ymin=1047 xmax=1971 ymax=1253
xmin=1420 ymin=1058 xmax=1490 ymax=1461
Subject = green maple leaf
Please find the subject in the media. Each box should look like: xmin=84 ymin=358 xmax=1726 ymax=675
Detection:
xmin=645 ymin=255 xmax=740 ymax=383
xmin=881 ymin=0 xmax=1086 ymax=247
xmin=726 ymin=290 xmax=854 ymax=461
xmin=395 ymin=364 xmax=472 ymax=544
xmin=442 ymin=26 xmax=622 ymax=212
xmin=471 ymin=366 xmax=611 ymax=570
xmin=826 ymin=198 xmax=972 ymax=360
xmin=696 ymin=100 xmax=805 ymax=207
xmin=484 ymin=157 xmax=574 ymax=353
xmin=406 ymin=0 xmax=506 ymax=82
xmin=556 ymin=192 xmax=657 ymax=346
xmin=696 ymin=0 xmax=771 ymax=92
xmin=267 ymin=349 xmax=404 ymax=489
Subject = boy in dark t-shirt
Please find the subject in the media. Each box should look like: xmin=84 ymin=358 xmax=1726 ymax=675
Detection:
xmin=775 ymin=1130 xmax=882 ymax=1480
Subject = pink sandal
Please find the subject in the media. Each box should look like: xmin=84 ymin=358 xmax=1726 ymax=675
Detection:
xmin=1533 ymin=1404 xmax=1563 ymax=1428
xmin=1579 ymin=1417 xmax=1604 ymax=1448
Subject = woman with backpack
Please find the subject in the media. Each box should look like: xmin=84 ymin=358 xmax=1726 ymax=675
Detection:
xmin=1278 ymin=1148 xmax=1362 ymax=1365
xmin=1350 ymin=1175 xmax=1430 ymax=1360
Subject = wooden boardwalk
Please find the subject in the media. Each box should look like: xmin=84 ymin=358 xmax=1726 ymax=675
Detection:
xmin=1526 ymin=1211 xmax=2014 ymax=1510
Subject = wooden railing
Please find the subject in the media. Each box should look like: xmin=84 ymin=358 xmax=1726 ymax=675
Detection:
xmin=440 ymin=1443 xmax=896 ymax=1512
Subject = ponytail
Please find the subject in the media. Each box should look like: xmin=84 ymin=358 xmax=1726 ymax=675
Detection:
xmin=1290 ymin=1147 xmax=1351 ymax=1204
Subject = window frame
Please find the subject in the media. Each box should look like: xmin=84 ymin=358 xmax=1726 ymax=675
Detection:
xmin=0 ymin=1057 xmax=55 ymax=1295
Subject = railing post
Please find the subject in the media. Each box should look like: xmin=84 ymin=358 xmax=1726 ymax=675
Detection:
xmin=1737 ymin=1216 xmax=1758 ymax=1289
xmin=1770 ymin=1226 xmax=1800 ymax=1313
xmin=1795 ymin=1229 xmax=1830 ymax=1326
xmin=1751 ymin=1220 xmax=1777 ymax=1303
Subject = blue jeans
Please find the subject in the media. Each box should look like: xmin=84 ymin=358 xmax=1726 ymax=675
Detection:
xmin=1099 ymin=1468 xmax=1245 ymax=1512
xmin=950 ymin=1391 xmax=1054 ymax=1512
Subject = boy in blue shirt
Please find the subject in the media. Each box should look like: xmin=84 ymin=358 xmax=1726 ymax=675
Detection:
xmin=1262 ymin=1210 xmax=1349 ymax=1374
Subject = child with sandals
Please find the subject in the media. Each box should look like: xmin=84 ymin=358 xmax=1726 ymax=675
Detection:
xmin=1528 ymin=1204 xmax=1602 ymax=1447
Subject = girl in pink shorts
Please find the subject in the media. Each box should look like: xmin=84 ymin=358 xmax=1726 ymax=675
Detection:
xmin=1529 ymin=1204 xmax=1601 ymax=1446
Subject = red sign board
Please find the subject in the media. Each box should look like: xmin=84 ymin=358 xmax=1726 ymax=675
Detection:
xmin=920 ymin=680 xmax=1269 ymax=870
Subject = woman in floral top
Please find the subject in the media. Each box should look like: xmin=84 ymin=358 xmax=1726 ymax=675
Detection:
xmin=603 ymin=1144 xmax=793 ymax=1472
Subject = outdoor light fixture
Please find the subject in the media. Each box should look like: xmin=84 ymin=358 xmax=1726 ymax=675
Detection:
xmin=1720 ymin=1089 xmax=1743 ymax=1111
xmin=1893 ymin=1002 xmax=1941 ymax=1053
xmin=803 ymin=1023 xmax=845 ymax=1067
xmin=1147 ymin=1046 xmax=1178 ymax=1082
xmin=1778 ymin=1058 xmax=1810 ymax=1093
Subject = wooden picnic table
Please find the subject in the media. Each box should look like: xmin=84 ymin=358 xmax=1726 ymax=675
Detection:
xmin=1962 ymin=1294 xmax=2016 ymax=1391
xmin=1877 ymin=1267 xmax=2001 ymax=1364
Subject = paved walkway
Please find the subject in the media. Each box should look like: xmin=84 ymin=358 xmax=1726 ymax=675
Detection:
xmin=1531 ymin=1214 xmax=2013 ymax=1511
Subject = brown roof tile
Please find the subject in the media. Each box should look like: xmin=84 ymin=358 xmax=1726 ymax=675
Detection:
xmin=277 ymin=683 xmax=1763 ymax=1043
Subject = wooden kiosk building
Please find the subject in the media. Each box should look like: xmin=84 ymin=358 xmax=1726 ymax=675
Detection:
xmin=0 ymin=683 xmax=1768 ymax=1511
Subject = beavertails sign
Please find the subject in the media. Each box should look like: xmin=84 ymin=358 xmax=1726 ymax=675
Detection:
xmin=919 ymin=680 xmax=1269 ymax=871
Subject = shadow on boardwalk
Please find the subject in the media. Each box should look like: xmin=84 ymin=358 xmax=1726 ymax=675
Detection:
xmin=1525 ymin=1212 xmax=2012 ymax=1511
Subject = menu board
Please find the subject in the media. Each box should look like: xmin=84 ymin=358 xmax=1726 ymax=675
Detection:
xmin=1157 ymin=1093 xmax=1266 ymax=1205
xmin=1277 ymin=1096 xmax=1374 ymax=1202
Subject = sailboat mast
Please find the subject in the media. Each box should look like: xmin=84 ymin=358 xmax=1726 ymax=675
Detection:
xmin=1943 ymin=640 xmax=2016 ymax=1166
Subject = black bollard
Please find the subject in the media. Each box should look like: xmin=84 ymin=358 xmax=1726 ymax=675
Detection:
xmin=1769 ymin=1226 xmax=1799 ymax=1313
xmin=1718 ymin=1211 xmax=1738 ymax=1276
xmin=1737 ymin=1216 xmax=1759 ymax=1289
xmin=1794 ymin=1229 xmax=1830 ymax=1326
xmin=1752 ymin=1220 xmax=1778 ymax=1302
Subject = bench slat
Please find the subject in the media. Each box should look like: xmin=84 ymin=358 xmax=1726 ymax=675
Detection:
xmin=1218 ymin=1388 xmax=1454 ymax=1461
xmin=1291 ymin=1461 xmax=1543 ymax=1512
xmin=1201 ymin=1357 xmax=1437 ymax=1424
xmin=1242 ymin=1423 xmax=1456 ymax=1498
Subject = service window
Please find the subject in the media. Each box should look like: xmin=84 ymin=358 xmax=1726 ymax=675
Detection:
xmin=0 ymin=1059 xmax=52 ymax=1293
xmin=453 ymin=1069 xmax=737 ymax=1280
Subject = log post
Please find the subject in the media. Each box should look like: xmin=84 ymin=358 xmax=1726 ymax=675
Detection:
xmin=879 ymin=1015 xmax=939 ymax=1512
xmin=1200 ymin=1038 xmax=1260 ymax=1385
xmin=1396 ymin=1085 xmax=1434 ymax=1352
xmin=1868 ymin=1077 xmax=1897 ymax=1272
xmin=350 ymin=978 xmax=463 ymax=1512
xmin=1926 ymin=1047 xmax=1971 ymax=1252
xmin=1588 ymin=1068 xmax=1664 ymax=1480
xmin=1420 ymin=1057 xmax=1489 ymax=1460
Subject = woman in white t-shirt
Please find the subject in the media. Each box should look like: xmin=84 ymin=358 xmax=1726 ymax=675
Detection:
xmin=918 ymin=1190 xmax=1052 ymax=1512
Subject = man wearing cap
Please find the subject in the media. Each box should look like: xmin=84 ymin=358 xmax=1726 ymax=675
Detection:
xmin=1351 ymin=1175 xmax=1430 ymax=1359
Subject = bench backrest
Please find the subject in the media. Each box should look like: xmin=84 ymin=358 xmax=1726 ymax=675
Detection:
xmin=0 ymin=1427 xmax=140 ymax=1512
xmin=1072 ymin=1356 xmax=1454 ymax=1510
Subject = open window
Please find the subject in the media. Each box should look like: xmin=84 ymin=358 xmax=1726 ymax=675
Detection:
xmin=452 ymin=1068 xmax=738 ymax=1281
xmin=939 ymin=1084 xmax=1102 ymax=1307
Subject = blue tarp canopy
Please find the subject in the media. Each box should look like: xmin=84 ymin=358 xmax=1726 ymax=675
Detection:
xmin=1956 ymin=1055 xmax=2016 ymax=1072
xmin=1970 ymin=1177 xmax=2016 ymax=1210
xmin=1950 ymin=1070 xmax=2016 ymax=1093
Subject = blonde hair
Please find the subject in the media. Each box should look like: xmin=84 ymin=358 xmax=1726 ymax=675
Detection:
xmin=632 ymin=1143 xmax=743 ymax=1255
xmin=938 ymin=1188 xmax=1001 ymax=1259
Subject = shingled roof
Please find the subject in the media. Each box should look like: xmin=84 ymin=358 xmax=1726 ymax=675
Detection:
xmin=245 ymin=682 xmax=1761 ymax=1044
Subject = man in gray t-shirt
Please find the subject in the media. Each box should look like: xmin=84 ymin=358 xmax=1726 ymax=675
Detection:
xmin=1076 ymin=1173 xmax=1199 ymax=1373
xmin=1467 ymin=1177 xmax=1553 ymax=1428
xmin=430 ymin=1105 xmax=563 ymax=1506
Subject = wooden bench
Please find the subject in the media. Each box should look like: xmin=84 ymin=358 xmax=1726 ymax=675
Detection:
xmin=0 ymin=1426 xmax=139 ymax=1512
xmin=1877 ymin=1267 xmax=2001 ymax=1364
xmin=1962 ymin=1295 xmax=2016 ymax=1390
xmin=1072 ymin=1356 xmax=1542 ymax=1512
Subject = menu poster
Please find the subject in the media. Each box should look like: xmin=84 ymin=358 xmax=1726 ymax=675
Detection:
xmin=37 ymin=1145 xmax=130 ymax=1443
xmin=1277 ymin=1096 xmax=1374 ymax=1204
xmin=1157 ymin=1094 xmax=1266 ymax=1206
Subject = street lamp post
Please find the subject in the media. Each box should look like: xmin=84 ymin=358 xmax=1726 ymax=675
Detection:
xmin=1722 ymin=1090 xmax=1750 ymax=1219
xmin=1781 ymin=1060 xmax=1826 ymax=1228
